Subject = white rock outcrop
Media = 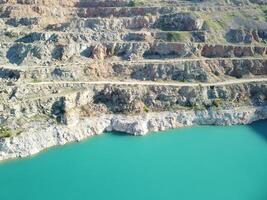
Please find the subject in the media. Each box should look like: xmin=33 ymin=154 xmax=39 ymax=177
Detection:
xmin=1 ymin=106 xmax=266 ymax=161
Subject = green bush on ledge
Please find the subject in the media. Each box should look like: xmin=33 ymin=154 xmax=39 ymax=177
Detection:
xmin=128 ymin=0 xmax=146 ymax=7
xmin=0 ymin=126 xmax=12 ymax=138
xmin=213 ymin=98 xmax=222 ymax=107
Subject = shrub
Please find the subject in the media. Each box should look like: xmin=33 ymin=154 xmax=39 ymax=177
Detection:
xmin=166 ymin=32 xmax=182 ymax=42
xmin=143 ymin=105 xmax=149 ymax=113
xmin=0 ymin=126 xmax=12 ymax=138
xmin=213 ymin=98 xmax=222 ymax=107
xmin=128 ymin=0 xmax=145 ymax=7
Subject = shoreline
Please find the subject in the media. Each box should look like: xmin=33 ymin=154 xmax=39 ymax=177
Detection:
xmin=1 ymin=106 xmax=267 ymax=162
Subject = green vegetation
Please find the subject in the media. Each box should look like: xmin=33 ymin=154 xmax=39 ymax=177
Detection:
xmin=166 ymin=32 xmax=189 ymax=42
xmin=109 ymin=46 xmax=116 ymax=57
xmin=0 ymin=126 xmax=12 ymax=138
xmin=261 ymin=6 xmax=267 ymax=21
xmin=197 ymin=12 xmax=229 ymax=43
xmin=32 ymin=78 xmax=41 ymax=83
xmin=4 ymin=31 xmax=20 ymax=38
xmin=201 ymin=15 xmax=228 ymax=32
xmin=200 ymin=7 xmax=267 ymax=41
xmin=213 ymin=98 xmax=222 ymax=107
xmin=128 ymin=0 xmax=147 ymax=7
xmin=192 ymin=104 xmax=206 ymax=111
xmin=143 ymin=105 xmax=149 ymax=113
xmin=0 ymin=125 xmax=24 ymax=139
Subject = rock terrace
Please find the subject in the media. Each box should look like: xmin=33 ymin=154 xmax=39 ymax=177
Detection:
xmin=0 ymin=0 xmax=267 ymax=159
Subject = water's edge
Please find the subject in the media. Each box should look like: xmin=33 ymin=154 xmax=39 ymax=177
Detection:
xmin=1 ymin=106 xmax=267 ymax=161
xmin=1 ymin=121 xmax=267 ymax=200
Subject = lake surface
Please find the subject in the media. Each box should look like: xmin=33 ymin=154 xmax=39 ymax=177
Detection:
xmin=0 ymin=121 xmax=267 ymax=200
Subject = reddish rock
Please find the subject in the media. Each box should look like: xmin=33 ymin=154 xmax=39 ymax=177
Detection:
xmin=201 ymin=45 xmax=233 ymax=58
xmin=242 ymin=47 xmax=254 ymax=57
xmin=234 ymin=46 xmax=254 ymax=57
xmin=91 ymin=44 xmax=107 ymax=60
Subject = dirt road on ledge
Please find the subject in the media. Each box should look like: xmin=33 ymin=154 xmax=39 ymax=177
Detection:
xmin=26 ymin=77 xmax=267 ymax=87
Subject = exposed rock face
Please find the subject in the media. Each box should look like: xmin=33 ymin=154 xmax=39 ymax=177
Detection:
xmin=91 ymin=44 xmax=108 ymax=60
xmin=201 ymin=44 xmax=266 ymax=58
xmin=226 ymin=29 xmax=267 ymax=43
xmin=155 ymin=13 xmax=204 ymax=31
xmin=0 ymin=0 xmax=267 ymax=161
xmin=1 ymin=106 xmax=267 ymax=161
xmin=249 ymin=0 xmax=267 ymax=4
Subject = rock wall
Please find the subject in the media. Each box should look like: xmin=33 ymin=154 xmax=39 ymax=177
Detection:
xmin=1 ymin=106 xmax=267 ymax=161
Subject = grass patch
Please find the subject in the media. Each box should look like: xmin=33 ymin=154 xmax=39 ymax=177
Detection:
xmin=198 ymin=11 xmax=243 ymax=32
xmin=32 ymin=78 xmax=42 ymax=83
xmin=0 ymin=125 xmax=24 ymax=139
xmin=166 ymin=32 xmax=189 ymax=42
xmin=128 ymin=0 xmax=147 ymax=7
xmin=143 ymin=105 xmax=149 ymax=113
xmin=0 ymin=126 xmax=12 ymax=138
xmin=213 ymin=98 xmax=222 ymax=107
xmin=261 ymin=6 xmax=267 ymax=21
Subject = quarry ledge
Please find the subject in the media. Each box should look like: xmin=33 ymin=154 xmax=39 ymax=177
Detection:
xmin=0 ymin=105 xmax=266 ymax=162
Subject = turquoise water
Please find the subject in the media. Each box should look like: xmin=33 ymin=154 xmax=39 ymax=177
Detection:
xmin=0 ymin=121 xmax=267 ymax=200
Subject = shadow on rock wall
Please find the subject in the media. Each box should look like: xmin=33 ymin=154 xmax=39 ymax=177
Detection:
xmin=249 ymin=120 xmax=267 ymax=142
